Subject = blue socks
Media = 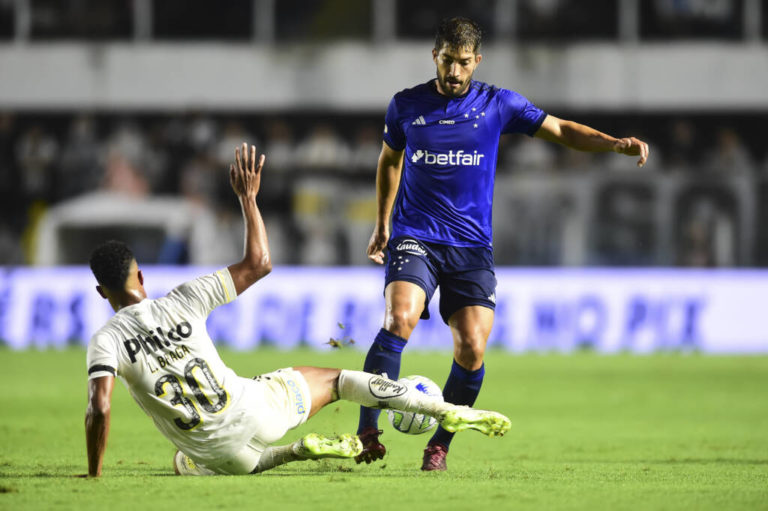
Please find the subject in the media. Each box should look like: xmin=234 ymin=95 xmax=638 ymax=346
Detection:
xmin=357 ymin=328 xmax=407 ymax=433
xmin=356 ymin=330 xmax=487 ymax=452
xmin=428 ymin=360 xmax=485 ymax=450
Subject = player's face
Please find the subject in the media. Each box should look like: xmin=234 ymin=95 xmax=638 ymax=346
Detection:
xmin=432 ymin=45 xmax=482 ymax=98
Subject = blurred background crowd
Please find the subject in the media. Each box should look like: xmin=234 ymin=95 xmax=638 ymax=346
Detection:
xmin=1 ymin=0 xmax=767 ymax=268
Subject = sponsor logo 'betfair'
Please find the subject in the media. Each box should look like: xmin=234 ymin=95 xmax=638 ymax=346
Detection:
xmin=368 ymin=376 xmax=407 ymax=399
xmin=411 ymin=149 xmax=485 ymax=166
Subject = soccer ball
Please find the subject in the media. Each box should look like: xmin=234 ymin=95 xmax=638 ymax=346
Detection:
xmin=386 ymin=375 xmax=443 ymax=435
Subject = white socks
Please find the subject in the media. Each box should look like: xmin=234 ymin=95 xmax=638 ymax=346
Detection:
xmin=252 ymin=442 xmax=305 ymax=473
xmin=337 ymin=370 xmax=447 ymax=416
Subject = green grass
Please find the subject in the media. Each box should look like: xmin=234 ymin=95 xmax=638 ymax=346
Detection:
xmin=1 ymin=348 xmax=767 ymax=510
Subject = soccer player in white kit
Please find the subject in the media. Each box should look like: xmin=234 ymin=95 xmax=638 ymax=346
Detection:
xmin=84 ymin=143 xmax=512 ymax=476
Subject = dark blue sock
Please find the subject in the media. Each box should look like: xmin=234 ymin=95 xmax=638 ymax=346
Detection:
xmin=357 ymin=328 xmax=407 ymax=433
xmin=428 ymin=360 xmax=485 ymax=449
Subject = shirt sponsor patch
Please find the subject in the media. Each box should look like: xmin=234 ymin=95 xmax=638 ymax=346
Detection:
xmin=411 ymin=149 xmax=485 ymax=166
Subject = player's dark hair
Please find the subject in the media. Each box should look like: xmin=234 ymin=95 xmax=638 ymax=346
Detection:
xmin=434 ymin=17 xmax=482 ymax=53
xmin=89 ymin=240 xmax=135 ymax=290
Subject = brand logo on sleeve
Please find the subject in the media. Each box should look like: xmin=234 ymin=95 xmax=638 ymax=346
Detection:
xmin=411 ymin=149 xmax=485 ymax=166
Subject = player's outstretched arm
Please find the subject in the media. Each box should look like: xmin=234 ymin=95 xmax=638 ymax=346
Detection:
xmin=85 ymin=375 xmax=114 ymax=477
xmin=534 ymin=114 xmax=649 ymax=168
xmin=367 ymin=142 xmax=405 ymax=264
xmin=228 ymin=143 xmax=272 ymax=295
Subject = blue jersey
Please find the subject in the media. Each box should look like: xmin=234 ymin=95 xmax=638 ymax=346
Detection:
xmin=383 ymin=79 xmax=546 ymax=248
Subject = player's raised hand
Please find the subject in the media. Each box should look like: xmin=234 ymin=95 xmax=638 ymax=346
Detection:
xmin=613 ymin=137 xmax=650 ymax=168
xmin=230 ymin=142 xmax=265 ymax=198
xmin=366 ymin=226 xmax=389 ymax=264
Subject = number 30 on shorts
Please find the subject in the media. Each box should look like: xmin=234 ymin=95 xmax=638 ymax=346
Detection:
xmin=154 ymin=358 xmax=229 ymax=430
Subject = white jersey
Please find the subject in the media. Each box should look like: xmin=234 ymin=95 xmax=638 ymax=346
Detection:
xmin=87 ymin=269 xmax=257 ymax=462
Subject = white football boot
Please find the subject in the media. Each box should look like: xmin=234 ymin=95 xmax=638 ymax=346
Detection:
xmin=173 ymin=450 xmax=216 ymax=476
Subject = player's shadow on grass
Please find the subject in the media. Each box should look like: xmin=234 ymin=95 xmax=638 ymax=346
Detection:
xmin=0 ymin=471 xmax=75 ymax=478
xmin=571 ymin=458 xmax=768 ymax=465
xmin=148 ymin=461 xmax=386 ymax=477
xmin=649 ymin=458 xmax=768 ymax=465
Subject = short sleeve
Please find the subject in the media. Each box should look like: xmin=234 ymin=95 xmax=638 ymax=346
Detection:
xmin=498 ymin=89 xmax=547 ymax=137
xmin=169 ymin=268 xmax=237 ymax=319
xmin=87 ymin=332 xmax=118 ymax=380
xmin=382 ymin=96 xmax=406 ymax=151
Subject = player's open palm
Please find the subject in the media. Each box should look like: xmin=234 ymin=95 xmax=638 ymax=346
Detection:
xmin=367 ymin=227 xmax=389 ymax=264
xmin=613 ymin=137 xmax=650 ymax=168
xmin=230 ymin=142 xmax=265 ymax=198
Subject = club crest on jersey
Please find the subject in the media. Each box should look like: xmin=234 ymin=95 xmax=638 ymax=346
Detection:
xmin=368 ymin=376 xmax=407 ymax=399
xmin=411 ymin=149 xmax=484 ymax=166
xmin=395 ymin=239 xmax=427 ymax=256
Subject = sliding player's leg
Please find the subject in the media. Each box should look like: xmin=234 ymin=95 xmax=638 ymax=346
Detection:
xmin=335 ymin=369 xmax=508 ymax=436
xmin=296 ymin=365 xmax=510 ymax=439
xmin=175 ymin=364 xmax=510 ymax=476
xmin=251 ymin=433 xmax=363 ymax=473
xmin=249 ymin=367 xmax=363 ymax=473
xmin=174 ymin=431 xmax=363 ymax=476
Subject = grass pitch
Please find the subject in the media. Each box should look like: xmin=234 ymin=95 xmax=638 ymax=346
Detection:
xmin=0 ymin=348 xmax=766 ymax=511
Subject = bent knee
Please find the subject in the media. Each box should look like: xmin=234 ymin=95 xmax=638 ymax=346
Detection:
xmin=454 ymin=338 xmax=487 ymax=369
xmin=455 ymin=342 xmax=485 ymax=360
xmin=384 ymin=308 xmax=420 ymax=337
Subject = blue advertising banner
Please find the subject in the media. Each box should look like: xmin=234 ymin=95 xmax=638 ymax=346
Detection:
xmin=1 ymin=266 xmax=767 ymax=353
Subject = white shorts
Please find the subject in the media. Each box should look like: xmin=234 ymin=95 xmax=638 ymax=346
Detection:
xmin=199 ymin=367 xmax=312 ymax=475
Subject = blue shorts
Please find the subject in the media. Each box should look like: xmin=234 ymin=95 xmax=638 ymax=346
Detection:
xmin=384 ymin=236 xmax=497 ymax=324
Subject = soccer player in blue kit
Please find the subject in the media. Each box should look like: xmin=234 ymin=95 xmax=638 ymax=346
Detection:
xmin=355 ymin=17 xmax=650 ymax=471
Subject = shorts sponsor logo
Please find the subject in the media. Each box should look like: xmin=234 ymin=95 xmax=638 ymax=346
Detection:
xmin=395 ymin=239 xmax=427 ymax=256
xmin=287 ymin=379 xmax=306 ymax=415
xmin=368 ymin=376 xmax=407 ymax=399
